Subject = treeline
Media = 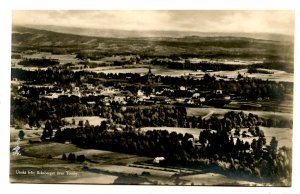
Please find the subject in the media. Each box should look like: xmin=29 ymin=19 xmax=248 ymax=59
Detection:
xmin=53 ymin=121 xmax=291 ymax=184
xmin=10 ymin=96 xmax=101 ymax=127
xmin=18 ymin=58 xmax=59 ymax=67
xmin=11 ymin=93 xmax=292 ymax=130
xmin=151 ymin=59 xmax=293 ymax=73
xmin=120 ymin=106 xmax=292 ymax=129
xmin=11 ymin=89 xmax=292 ymax=129
xmin=248 ymin=68 xmax=273 ymax=74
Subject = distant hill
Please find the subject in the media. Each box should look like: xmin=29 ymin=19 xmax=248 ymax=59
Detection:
xmin=21 ymin=24 xmax=293 ymax=42
xmin=12 ymin=25 xmax=294 ymax=61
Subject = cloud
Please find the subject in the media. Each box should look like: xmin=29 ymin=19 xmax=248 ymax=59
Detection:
xmin=12 ymin=10 xmax=294 ymax=35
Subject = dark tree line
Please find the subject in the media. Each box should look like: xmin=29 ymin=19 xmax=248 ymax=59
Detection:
xmin=53 ymin=120 xmax=291 ymax=184
xmin=151 ymin=59 xmax=293 ymax=73
xmin=19 ymin=58 xmax=59 ymax=67
xmin=11 ymin=93 xmax=292 ymax=130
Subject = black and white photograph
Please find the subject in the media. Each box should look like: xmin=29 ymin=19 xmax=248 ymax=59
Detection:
xmin=8 ymin=9 xmax=295 ymax=187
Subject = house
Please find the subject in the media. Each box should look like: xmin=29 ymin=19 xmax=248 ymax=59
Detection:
xmin=180 ymin=86 xmax=187 ymax=91
xmin=199 ymin=97 xmax=206 ymax=102
xmin=153 ymin=157 xmax=165 ymax=164
xmin=114 ymin=96 xmax=127 ymax=104
xmin=192 ymin=93 xmax=200 ymax=98
xmin=43 ymin=93 xmax=59 ymax=99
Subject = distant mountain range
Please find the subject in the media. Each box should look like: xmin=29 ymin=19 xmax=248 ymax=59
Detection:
xmin=12 ymin=25 xmax=294 ymax=62
xmin=18 ymin=24 xmax=293 ymax=42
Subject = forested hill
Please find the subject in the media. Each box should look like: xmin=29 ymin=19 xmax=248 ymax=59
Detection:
xmin=12 ymin=25 xmax=294 ymax=61
xmin=18 ymin=24 xmax=294 ymax=42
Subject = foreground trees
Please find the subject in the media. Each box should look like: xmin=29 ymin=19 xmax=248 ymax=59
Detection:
xmin=53 ymin=115 xmax=291 ymax=185
xmin=41 ymin=120 xmax=53 ymax=141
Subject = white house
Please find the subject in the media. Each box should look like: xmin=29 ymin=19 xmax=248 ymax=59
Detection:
xmin=153 ymin=157 xmax=165 ymax=164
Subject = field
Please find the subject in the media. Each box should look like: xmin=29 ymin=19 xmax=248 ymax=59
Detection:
xmin=204 ymin=68 xmax=293 ymax=82
xmin=186 ymin=107 xmax=293 ymax=121
xmin=63 ymin=116 xmax=106 ymax=127
xmin=13 ymin=48 xmax=293 ymax=82
xmin=22 ymin=52 xmax=80 ymax=64
xmin=84 ymin=65 xmax=293 ymax=82
xmin=84 ymin=65 xmax=196 ymax=76
xmin=83 ymin=64 xmax=293 ymax=82
xmin=260 ymin=127 xmax=292 ymax=148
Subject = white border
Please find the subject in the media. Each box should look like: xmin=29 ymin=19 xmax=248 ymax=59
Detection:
xmin=0 ymin=0 xmax=299 ymax=194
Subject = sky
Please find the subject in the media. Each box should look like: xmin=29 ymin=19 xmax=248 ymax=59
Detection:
xmin=13 ymin=10 xmax=294 ymax=35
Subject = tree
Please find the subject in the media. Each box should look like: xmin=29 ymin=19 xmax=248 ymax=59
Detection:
xmin=85 ymin=120 xmax=90 ymax=128
xmin=100 ymin=120 xmax=108 ymax=131
xmin=62 ymin=153 xmax=67 ymax=160
xmin=41 ymin=120 xmax=53 ymax=141
xmin=54 ymin=128 xmax=63 ymax=142
xmin=18 ymin=130 xmax=25 ymax=140
xmin=257 ymin=128 xmax=265 ymax=138
xmin=72 ymin=118 xmax=76 ymax=125
xmin=78 ymin=120 xmax=84 ymax=127
xmin=77 ymin=155 xmax=86 ymax=163
xmin=268 ymin=137 xmax=278 ymax=158
xmin=68 ymin=153 xmax=76 ymax=162
xmin=28 ymin=116 xmax=35 ymax=128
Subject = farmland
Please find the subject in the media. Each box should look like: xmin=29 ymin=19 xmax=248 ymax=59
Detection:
xmin=186 ymin=107 xmax=293 ymax=120
xmin=63 ymin=116 xmax=107 ymax=127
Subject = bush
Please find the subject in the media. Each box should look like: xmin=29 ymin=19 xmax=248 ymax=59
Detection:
xmin=18 ymin=130 xmax=25 ymax=140
xmin=141 ymin=171 xmax=151 ymax=176
xmin=62 ymin=153 xmax=67 ymax=160
xmin=68 ymin=153 xmax=76 ymax=162
xmin=77 ymin=154 xmax=86 ymax=163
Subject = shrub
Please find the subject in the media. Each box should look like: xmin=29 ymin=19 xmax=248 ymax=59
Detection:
xmin=62 ymin=153 xmax=67 ymax=160
xmin=77 ymin=154 xmax=86 ymax=163
xmin=68 ymin=153 xmax=76 ymax=162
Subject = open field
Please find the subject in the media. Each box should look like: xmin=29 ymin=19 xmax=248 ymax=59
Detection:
xmin=234 ymin=127 xmax=292 ymax=148
xmin=261 ymin=127 xmax=292 ymax=148
xmin=84 ymin=65 xmax=196 ymax=76
xmin=186 ymin=107 xmax=293 ymax=121
xmin=22 ymin=52 xmax=80 ymax=64
xmin=203 ymin=68 xmax=293 ymax=82
xmin=63 ymin=116 xmax=106 ymax=126
xmin=85 ymin=65 xmax=293 ymax=82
